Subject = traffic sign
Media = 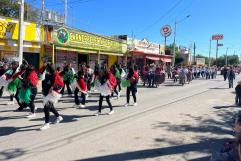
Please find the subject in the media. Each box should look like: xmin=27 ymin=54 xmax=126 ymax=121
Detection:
xmin=161 ymin=25 xmax=172 ymax=37
xmin=212 ymin=34 xmax=224 ymax=40
xmin=217 ymin=43 xmax=223 ymax=47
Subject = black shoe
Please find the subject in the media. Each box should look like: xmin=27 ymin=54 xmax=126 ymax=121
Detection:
xmin=16 ymin=107 xmax=24 ymax=111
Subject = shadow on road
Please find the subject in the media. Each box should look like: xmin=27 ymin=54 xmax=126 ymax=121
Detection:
xmin=0 ymin=124 xmax=41 ymax=137
xmin=209 ymin=87 xmax=230 ymax=90
xmin=75 ymin=139 xmax=222 ymax=161
xmin=73 ymin=107 xmax=236 ymax=161
xmin=0 ymin=148 xmax=26 ymax=161
xmin=213 ymin=105 xmax=238 ymax=109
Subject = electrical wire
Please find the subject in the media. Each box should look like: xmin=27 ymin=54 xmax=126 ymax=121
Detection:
xmin=136 ymin=0 xmax=183 ymax=36
xmin=46 ymin=0 xmax=96 ymax=7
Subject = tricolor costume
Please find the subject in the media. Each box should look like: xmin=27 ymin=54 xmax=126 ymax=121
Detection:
xmin=41 ymin=65 xmax=64 ymax=130
xmin=95 ymin=70 xmax=115 ymax=115
xmin=74 ymin=71 xmax=87 ymax=108
xmin=16 ymin=66 xmax=38 ymax=117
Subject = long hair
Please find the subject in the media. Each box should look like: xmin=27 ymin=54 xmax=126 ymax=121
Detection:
xmin=46 ymin=64 xmax=55 ymax=74
xmin=127 ymin=67 xmax=134 ymax=79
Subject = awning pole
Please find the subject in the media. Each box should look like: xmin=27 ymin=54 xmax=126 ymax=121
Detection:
xmin=52 ymin=44 xmax=55 ymax=64
xmin=97 ymin=50 xmax=100 ymax=65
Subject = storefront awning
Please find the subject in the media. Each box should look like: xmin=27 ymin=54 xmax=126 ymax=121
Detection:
xmin=161 ymin=57 xmax=172 ymax=62
xmin=99 ymin=52 xmax=123 ymax=56
xmin=146 ymin=56 xmax=160 ymax=61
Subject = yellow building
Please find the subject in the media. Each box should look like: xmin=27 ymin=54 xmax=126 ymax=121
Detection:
xmin=44 ymin=26 xmax=127 ymax=70
xmin=0 ymin=16 xmax=44 ymax=68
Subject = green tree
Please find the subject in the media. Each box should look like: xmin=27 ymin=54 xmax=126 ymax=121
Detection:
xmin=0 ymin=0 xmax=40 ymax=22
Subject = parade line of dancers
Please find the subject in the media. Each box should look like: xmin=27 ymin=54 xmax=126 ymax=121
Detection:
xmin=0 ymin=61 xmax=139 ymax=130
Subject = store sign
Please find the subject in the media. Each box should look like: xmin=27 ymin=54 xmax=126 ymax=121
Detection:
xmin=0 ymin=17 xmax=43 ymax=41
xmin=0 ymin=21 xmax=15 ymax=39
xmin=53 ymin=27 xmax=127 ymax=54
xmin=129 ymin=38 xmax=160 ymax=55
xmin=212 ymin=34 xmax=224 ymax=40
xmin=161 ymin=25 xmax=172 ymax=37
xmin=196 ymin=58 xmax=205 ymax=65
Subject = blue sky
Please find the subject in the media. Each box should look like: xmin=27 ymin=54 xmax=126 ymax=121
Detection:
xmin=28 ymin=0 xmax=241 ymax=57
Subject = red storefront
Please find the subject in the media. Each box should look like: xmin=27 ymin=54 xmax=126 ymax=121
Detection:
xmin=129 ymin=50 xmax=172 ymax=69
xmin=127 ymin=38 xmax=172 ymax=69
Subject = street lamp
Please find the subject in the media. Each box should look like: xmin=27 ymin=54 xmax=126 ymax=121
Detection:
xmin=225 ymin=48 xmax=228 ymax=66
xmin=172 ymin=15 xmax=191 ymax=67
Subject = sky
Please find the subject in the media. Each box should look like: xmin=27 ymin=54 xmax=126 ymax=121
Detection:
xmin=27 ymin=0 xmax=241 ymax=57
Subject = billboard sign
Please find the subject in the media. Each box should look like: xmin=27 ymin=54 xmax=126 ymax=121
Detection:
xmin=212 ymin=34 xmax=224 ymax=40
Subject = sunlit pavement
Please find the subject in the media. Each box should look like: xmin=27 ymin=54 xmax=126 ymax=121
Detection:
xmin=0 ymin=75 xmax=239 ymax=161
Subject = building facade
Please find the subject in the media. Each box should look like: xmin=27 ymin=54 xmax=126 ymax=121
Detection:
xmin=127 ymin=38 xmax=172 ymax=69
xmin=44 ymin=26 xmax=127 ymax=70
xmin=0 ymin=16 xmax=44 ymax=68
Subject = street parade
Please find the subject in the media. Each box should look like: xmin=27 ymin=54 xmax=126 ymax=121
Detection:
xmin=0 ymin=58 xmax=231 ymax=131
xmin=1 ymin=0 xmax=241 ymax=161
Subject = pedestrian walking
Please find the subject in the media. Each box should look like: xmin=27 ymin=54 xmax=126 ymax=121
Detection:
xmin=227 ymin=67 xmax=235 ymax=88
xmin=223 ymin=66 xmax=228 ymax=81
xmin=124 ymin=67 xmax=138 ymax=107
xmin=235 ymin=81 xmax=241 ymax=106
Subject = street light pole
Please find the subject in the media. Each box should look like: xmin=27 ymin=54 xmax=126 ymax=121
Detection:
xmin=225 ymin=48 xmax=228 ymax=66
xmin=41 ymin=0 xmax=45 ymax=24
xmin=209 ymin=39 xmax=212 ymax=67
xmin=172 ymin=15 xmax=190 ymax=67
xmin=64 ymin=0 xmax=67 ymax=25
xmin=18 ymin=0 xmax=25 ymax=66
xmin=172 ymin=21 xmax=177 ymax=67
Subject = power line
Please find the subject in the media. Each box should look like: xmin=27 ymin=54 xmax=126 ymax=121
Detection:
xmin=136 ymin=0 xmax=183 ymax=36
xmin=47 ymin=0 xmax=96 ymax=7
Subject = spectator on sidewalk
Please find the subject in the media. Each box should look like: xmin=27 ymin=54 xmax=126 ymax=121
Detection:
xmin=235 ymin=81 xmax=241 ymax=106
xmin=227 ymin=67 xmax=236 ymax=88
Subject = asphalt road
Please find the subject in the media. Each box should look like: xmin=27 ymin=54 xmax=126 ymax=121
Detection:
xmin=0 ymin=75 xmax=239 ymax=161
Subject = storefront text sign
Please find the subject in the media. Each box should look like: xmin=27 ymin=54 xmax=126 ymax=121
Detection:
xmin=128 ymin=38 xmax=161 ymax=55
xmin=53 ymin=27 xmax=127 ymax=54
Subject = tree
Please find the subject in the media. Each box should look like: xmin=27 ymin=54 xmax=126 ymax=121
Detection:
xmin=0 ymin=0 xmax=40 ymax=22
xmin=218 ymin=55 xmax=240 ymax=67
xmin=0 ymin=0 xmax=19 ymax=18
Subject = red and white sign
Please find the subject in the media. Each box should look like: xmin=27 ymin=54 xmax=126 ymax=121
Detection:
xmin=161 ymin=25 xmax=172 ymax=37
xmin=212 ymin=34 xmax=224 ymax=40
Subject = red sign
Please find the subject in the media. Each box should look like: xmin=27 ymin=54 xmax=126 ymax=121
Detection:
xmin=217 ymin=43 xmax=223 ymax=46
xmin=161 ymin=25 xmax=172 ymax=37
xmin=212 ymin=34 xmax=224 ymax=40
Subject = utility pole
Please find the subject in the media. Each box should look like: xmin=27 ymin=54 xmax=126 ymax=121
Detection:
xmin=41 ymin=0 xmax=45 ymax=24
xmin=216 ymin=40 xmax=219 ymax=66
xmin=64 ymin=0 xmax=67 ymax=25
xmin=172 ymin=21 xmax=176 ymax=67
xmin=171 ymin=15 xmax=190 ymax=67
xmin=193 ymin=42 xmax=196 ymax=64
xmin=225 ymin=48 xmax=228 ymax=66
xmin=18 ymin=0 xmax=25 ymax=66
xmin=208 ymin=39 xmax=211 ymax=67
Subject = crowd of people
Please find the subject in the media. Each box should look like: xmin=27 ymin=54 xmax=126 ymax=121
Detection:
xmin=0 ymin=60 xmax=139 ymax=130
xmin=141 ymin=64 xmax=219 ymax=87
